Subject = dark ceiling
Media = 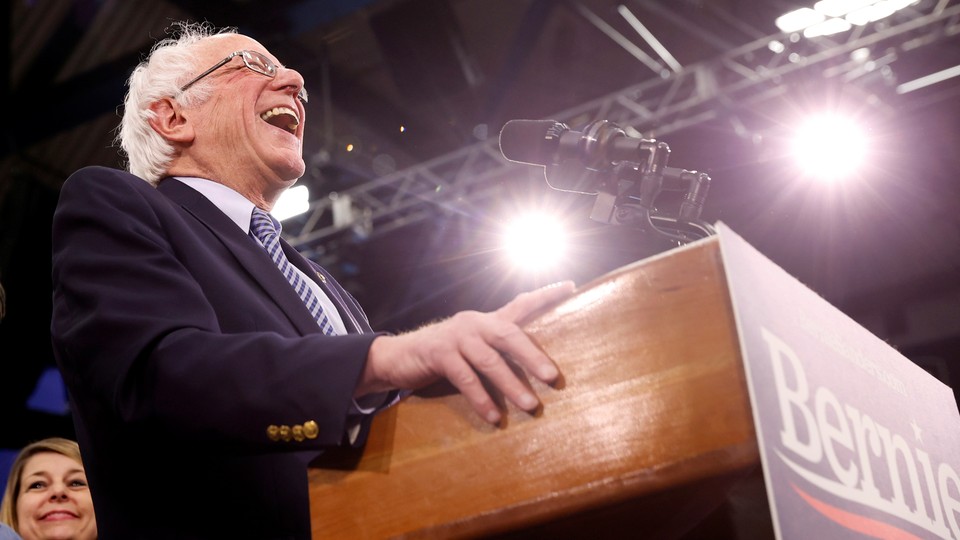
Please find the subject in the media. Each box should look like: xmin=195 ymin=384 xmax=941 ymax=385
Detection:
xmin=2 ymin=0 xmax=959 ymax=395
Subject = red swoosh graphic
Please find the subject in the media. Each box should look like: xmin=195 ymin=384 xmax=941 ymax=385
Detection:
xmin=791 ymin=483 xmax=923 ymax=540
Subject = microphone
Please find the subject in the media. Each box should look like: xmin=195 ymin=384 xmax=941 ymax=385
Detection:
xmin=499 ymin=118 xmax=714 ymax=239
xmin=499 ymin=119 xmax=660 ymax=170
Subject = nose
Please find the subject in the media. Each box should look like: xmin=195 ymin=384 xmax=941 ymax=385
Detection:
xmin=273 ymin=66 xmax=307 ymax=104
xmin=48 ymin=484 xmax=69 ymax=501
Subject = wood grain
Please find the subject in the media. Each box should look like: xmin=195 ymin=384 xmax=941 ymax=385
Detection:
xmin=308 ymin=237 xmax=760 ymax=538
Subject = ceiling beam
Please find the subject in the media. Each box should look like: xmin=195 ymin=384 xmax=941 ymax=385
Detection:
xmin=284 ymin=0 xmax=960 ymax=255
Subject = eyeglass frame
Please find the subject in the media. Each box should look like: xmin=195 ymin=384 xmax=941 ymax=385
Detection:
xmin=178 ymin=50 xmax=308 ymax=104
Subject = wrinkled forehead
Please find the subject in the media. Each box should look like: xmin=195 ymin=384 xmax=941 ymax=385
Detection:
xmin=191 ymin=33 xmax=277 ymax=67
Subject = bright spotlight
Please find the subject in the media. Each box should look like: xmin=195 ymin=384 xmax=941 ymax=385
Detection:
xmin=274 ymin=185 xmax=310 ymax=221
xmin=775 ymin=8 xmax=825 ymax=32
xmin=791 ymin=115 xmax=868 ymax=182
xmin=502 ymin=213 xmax=568 ymax=272
xmin=803 ymin=17 xmax=851 ymax=38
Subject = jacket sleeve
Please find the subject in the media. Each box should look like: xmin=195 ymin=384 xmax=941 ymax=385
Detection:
xmin=51 ymin=167 xmax=382 ymax=452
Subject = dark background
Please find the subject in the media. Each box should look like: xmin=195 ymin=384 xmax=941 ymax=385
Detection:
xmin=2 ymin=0 xmax=959 ymax=524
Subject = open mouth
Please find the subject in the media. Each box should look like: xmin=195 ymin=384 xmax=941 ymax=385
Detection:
xmin=260 ymin=106 xmax=299 ymax=135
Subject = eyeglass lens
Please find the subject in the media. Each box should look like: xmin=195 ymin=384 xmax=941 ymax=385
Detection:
xmin=242 ymin=51 xmax=305 ymax=102
xmin=242 ymin=51 xmax=276 ymax=77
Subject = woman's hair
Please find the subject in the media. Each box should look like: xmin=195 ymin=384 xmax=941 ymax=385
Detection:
xmin=117 ymin=20 xmax=236 ymax=185
xmin=0 ymin=438 xmax=84 ymax=532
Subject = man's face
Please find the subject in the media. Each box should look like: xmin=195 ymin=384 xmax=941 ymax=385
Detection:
xmin=183 ymin=34 xmax=307 ymax=186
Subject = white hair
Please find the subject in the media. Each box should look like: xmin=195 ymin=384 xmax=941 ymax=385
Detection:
xmin=117 ymin=21 xmax=237 ymax=185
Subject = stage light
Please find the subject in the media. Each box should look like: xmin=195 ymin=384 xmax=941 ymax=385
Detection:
xmin=803 ymin=17 xmax=852 ymax=37
xmin=776 ymin=8 xmax=824 ymax=32
xmin=274 ymin=185 xmax=310 ymax=221
xmin=846 ymin=1 xmax=897 ymax=24
xmin=814 ymin=0 xmax=875 ymax=17
xmin=791 ymin=115 xmax=868 ymax=182
xmin=776 ymin=0 xmax=919 ymax=37
xmin=502 ymin=213 xmax=568 ymax=272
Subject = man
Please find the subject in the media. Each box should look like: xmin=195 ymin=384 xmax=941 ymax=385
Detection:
xmin=50 ymin=22 xmax=573 ymax=539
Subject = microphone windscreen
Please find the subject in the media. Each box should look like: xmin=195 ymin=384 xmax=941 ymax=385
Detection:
xmin=499 ymin=119 xmax=566 ymax=166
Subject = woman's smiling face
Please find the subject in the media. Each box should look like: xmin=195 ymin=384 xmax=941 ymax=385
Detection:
xmin=15 ymin=451 xmax=97 ymax=540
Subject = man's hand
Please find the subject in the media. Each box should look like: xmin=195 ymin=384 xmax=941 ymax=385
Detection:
xmin=357 ymin=281 xmax=576 ymax=424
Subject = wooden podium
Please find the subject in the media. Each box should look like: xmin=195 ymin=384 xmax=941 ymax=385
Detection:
xmin=307 ymin=236 xmax=765 ymax=538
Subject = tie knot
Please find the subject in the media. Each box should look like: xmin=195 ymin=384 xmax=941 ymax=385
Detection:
xmin=251 ymin=207 xmax=281 ymax=242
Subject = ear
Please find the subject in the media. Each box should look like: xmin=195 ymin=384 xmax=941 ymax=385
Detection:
xmin=147 ymin=97 xmax=194 ymax=144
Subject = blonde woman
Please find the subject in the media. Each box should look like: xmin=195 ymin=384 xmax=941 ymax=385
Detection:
xmin=0 ymin=438 xmax=96 ymax=540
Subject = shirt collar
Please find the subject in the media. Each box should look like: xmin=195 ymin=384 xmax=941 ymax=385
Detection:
xmin=173 ymin=177 xmax=259 ymax=233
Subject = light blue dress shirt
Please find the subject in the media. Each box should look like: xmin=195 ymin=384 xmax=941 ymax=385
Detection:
xmin=174 ymin=177 xmax=348 ymax=335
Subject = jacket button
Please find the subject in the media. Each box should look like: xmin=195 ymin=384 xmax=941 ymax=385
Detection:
xmin=303 ymin=420 xmax=319 ymax=439
xmin=266 ymin=425 xmax=280 ymax=441
xmin=292 ymin=424 xmax=305 ymax=442
xmin=279 ymin=425 xmax=292 ymax=442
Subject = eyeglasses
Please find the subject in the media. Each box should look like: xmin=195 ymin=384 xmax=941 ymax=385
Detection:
xmin=179 ymin=50 xmax=308 ymax=104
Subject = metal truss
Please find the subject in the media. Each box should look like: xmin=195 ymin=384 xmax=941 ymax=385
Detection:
xmin=284 ymin=0 xmax=960 ymax=258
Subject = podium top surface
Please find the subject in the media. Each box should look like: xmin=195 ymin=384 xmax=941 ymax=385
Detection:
xmin=308 ymin=233 xmax=760 ymax=538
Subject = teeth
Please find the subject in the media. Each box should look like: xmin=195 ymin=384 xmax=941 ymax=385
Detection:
xmin=260 ymin=106 xmax=300 ymax=130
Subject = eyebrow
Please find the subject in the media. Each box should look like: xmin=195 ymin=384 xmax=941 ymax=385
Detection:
xmin=24 ymin=468 xmax=85 ymax=478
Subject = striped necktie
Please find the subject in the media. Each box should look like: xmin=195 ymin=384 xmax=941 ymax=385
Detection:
xmin=250 ymin=207 xmax=336 ymax=335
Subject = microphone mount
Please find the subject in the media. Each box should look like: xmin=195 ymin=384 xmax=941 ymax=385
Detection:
xmin=540 ymin=120 xmax=715 ymax=244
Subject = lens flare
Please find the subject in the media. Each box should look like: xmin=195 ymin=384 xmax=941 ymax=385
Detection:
xmin=502 ymin=213 xmax=568 ymax=271
xmin=791 ymin=115 xmax=868 ymax=182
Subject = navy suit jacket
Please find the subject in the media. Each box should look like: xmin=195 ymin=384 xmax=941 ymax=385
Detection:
xmin=51 ymin=166 xmax=388 ymax=539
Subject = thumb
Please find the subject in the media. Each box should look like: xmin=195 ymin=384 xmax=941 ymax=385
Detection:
xmin=497 ymin=280 xmax=576 ymax=322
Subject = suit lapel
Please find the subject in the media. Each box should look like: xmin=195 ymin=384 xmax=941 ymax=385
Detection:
xmin=281 ymin=243 xmax=369 ymax=333
xmin=157 ymin=179 xmax=323 ymax=336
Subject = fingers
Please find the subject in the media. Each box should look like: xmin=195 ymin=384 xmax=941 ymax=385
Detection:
xmin=359 ymin=282 xmax=577 ymax=426
xmin=496 ymin=280 xmax=576 ymax=322
xmin=456 ymin=332 xmax=540 ymax=423
xmin=442 ymin=309 xmax=559 ymax=423
xmin=438 ymin=343 xmax=507 ymax=424
xmin=479 ymin=315 xmax=558 ymax=382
